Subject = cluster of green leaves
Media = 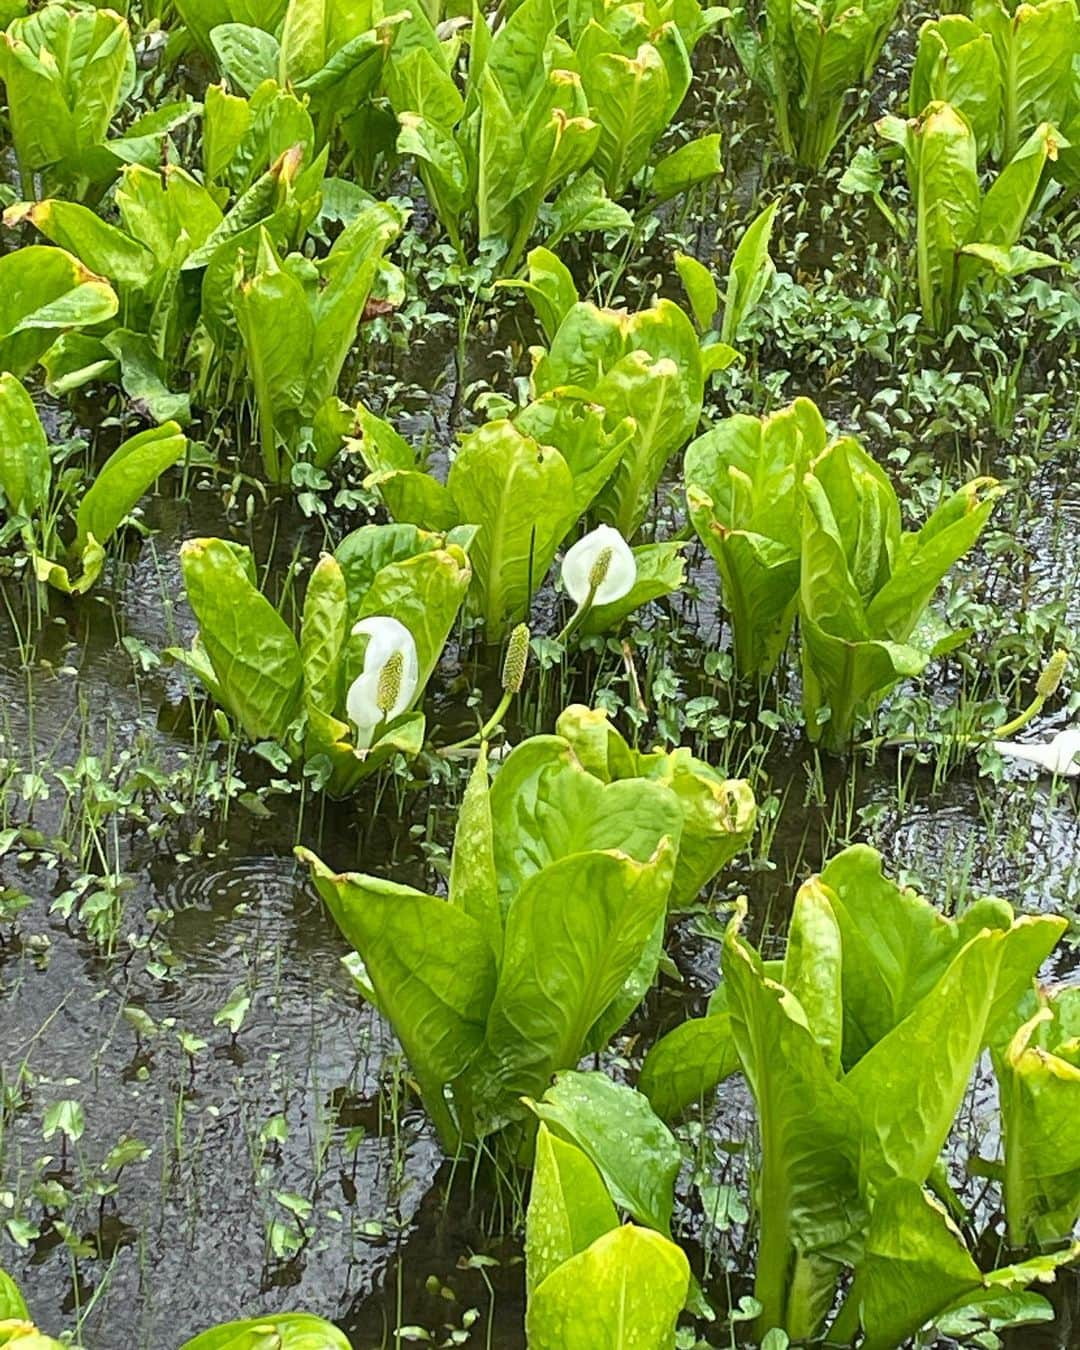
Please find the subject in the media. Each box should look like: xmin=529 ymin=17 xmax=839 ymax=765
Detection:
xmin=10 ymin=137 xmax=336 ymax=423
xmin=0 ymin=1263 xmax=347 ymax=1348
xmin=685 ymin=396 xmax=1004 ymax=749
xmin=299 ymin=703 xmax=754 ymax=1149
xmin=911 ymin=0 xmax=1080 ymax=167
xmin=232 ymin=200 xmax=402 ymax=480
xmin=0 ymin=5 xmax=196 ymax=200
xmin=357 ymin=387 xmax=645 ymax=640
xmin=203 ymin=0 xmax=404 ymax=154
xmin=878 ymin=104 xmax=1063 ymax=333
xmin=169 ymin=524 xmax=471 ymax=794
xmin=0 ymin=373 xmax=186 ymax=592
xmin=386 ymin=0 xmax=721 ymax=271
xmin=726 ymin=0 xmax=902 ymax=168
xmin=641 ymin=844 xmax=1076 ymax=1344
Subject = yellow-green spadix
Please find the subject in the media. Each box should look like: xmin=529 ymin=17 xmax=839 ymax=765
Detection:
xmin=346 ymin=616 xmax=419 ymax=750
xmin=561 ymin=524 xmax=636 ymax=609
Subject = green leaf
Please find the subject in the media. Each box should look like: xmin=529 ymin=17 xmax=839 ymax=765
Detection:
xmin=0 ymin=246 xmax=118 ymax=377
xmin=650 ymin=132 xmax=723 ymax=202
xmin=997 ymin=993 xmax=1080 ymax=1246
xmin=179 ymin=1312 xmax=351 ymax=1350
xmin=300 ymin=553 xmax=349 ymax=715
xmin=527 ymin=1070 xmax=682 ymax=1234
xmin=526 ymin=1223 xmax=689 ymax=1350
xmin=721 ymin=198 xmax=778 ymax=345
xmin=674 ymin=250 xmax=718 ymax=331
xmin=299 ymin=848 xmax=497 ymax=1117
xmin=475 ymin=844 xmax=676 ymax=1114
xmin=75 ymin=423 xmax=186 ymax=554
xmin=0 ymin=1267 xmax=29 ymax=1320
xmin=639 ymin=1011 xmax=740 ymax=1120
xmin=8 ymin=198 xmax=155 ymax=288
xmin=685 ymin=397 xmax=825 ymax=677
xmin=487 ymin=736 xmax=684 ymax=910
xmin=499 ymin=245 xmax=580 ymax=343
xmin=0 ymin=371 xmax=50 ymax=517
xmin=722 ymin=902 xmax=866 ymax=1337
xmin=448 ymin=746 xmax=502 ymax=959
xmin=526 ymin=1123 xmax=618 ymax=1295
xmin=102 ymin=329 xmax=192 ymax=426
xmin=179 ymin=537 xmax=303 ymax=743
xmin=545 ymin=170 xmax=633 ymax=250
xmin=211 ymin=23 xmax=281 ymax=94
xmin=43 ymin=1098 xmax=85 ymax=1144
xmin=447 ymin=419 xmax=576 ymax=638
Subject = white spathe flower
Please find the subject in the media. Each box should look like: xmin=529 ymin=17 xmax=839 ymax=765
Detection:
xmin=561 ymin=524 xmax=636 ymax=609
xmin=994 ymin=729 xmax=1080 ymax=777
xmin=346 ymin=616 xmax=419 ymax=750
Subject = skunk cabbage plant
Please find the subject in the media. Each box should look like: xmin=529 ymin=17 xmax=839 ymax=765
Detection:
xmin=526 ymin=284 xmax=707 ymax=541
xmin=170 ymin=525 xmax=471 ymax=794
xmin=524 ymin=1122 xmax=689 ymax=1349
xmin=685 ymin=397 xmax=826 ymax=679
xmin=233 ymin=204 xmax=403 ymax=480
xmin=878 ymin=103 xmax=1062 ymax=334
xmin=641 ymin=844 xmax=1071 ymax=1342
xmin=206 ymin=0 xmax=405 ymax=153
xmin=8 ymin=144 xmax=333 ymax=423
xmin=567 ymin=0 xmax=722 ymax=199
xmin=0 ymin=5 xmax=196 ymax=200
xmin=355 ymin=395 xmax=650 ymax=639
xmin=0 ymin=374 xmax=186 ymax=593
xmin=911 ymin=1 xmax=1080 ymax=165
xmin=299 ymin=708 xmax=753 ymax=1148
xmin=727 ymin=0 xmax=902 ymax=167
xmin=995 ymin=985 xmax=1080 ymax=1248
xmin=800 ymin=429 xmax=1005 ymax=749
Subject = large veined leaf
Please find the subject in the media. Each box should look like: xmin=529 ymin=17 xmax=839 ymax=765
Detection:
xmin=526 ymin=1223 xmax=690 ymax=1350
xmin=300 ymin=849 xmax=498 ymax=1129
xmin=527 ymin=1070 xmax=682 ymax=1234
xmin=526 ymin=1123 xmax=618 ymax=1295
xmin=299 ymin=553 xmax=349 ymax=716
xmin=0 ymin=246 xmax=118 ymax=377
xmin=178 ymin=538 xmax=304 ymax=743
xmin=473 ymin=843 xmax=675 ymax=1113
xmin=0 ymin=372 xmax=50 ymax=518
xmin=487 ymin=736 xmax=685 ymax=909
xmin=7 ymin=199 xmax=155 ymax=290
xmin=844 ymin=929 xmax=1008 ymax=1189
xmin=179 ymin=1311 xmax=351 ymax=1349
xmin=996 ymin=991 xmax=1080 ymax=1246
xmin=834 ymin=1178 xmax=1078 ymax=1350
xmin=818 ymin=844 xmax=1064 ymax=1066
xmin=448 ymin=747 xmax=502 ymax=959
xmin=912 ymin=101 xmax=981 ymax=333
xmin=722 ymin=902 xmax=867 ymax=1339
